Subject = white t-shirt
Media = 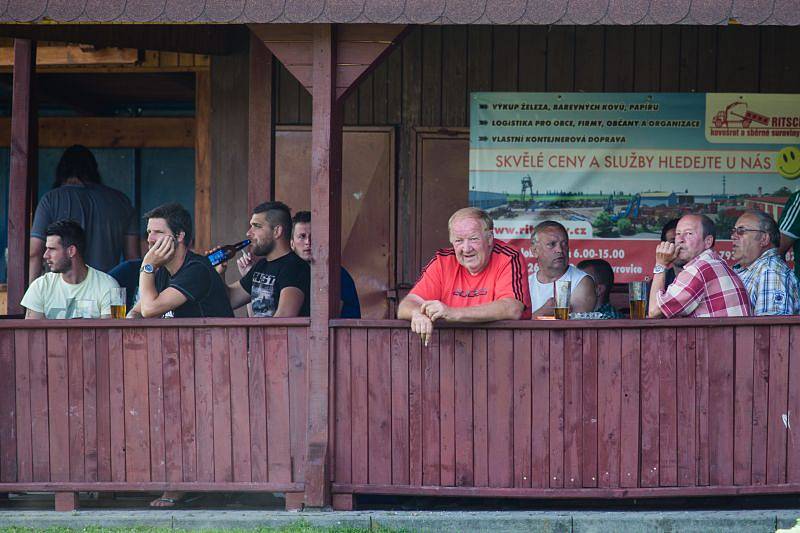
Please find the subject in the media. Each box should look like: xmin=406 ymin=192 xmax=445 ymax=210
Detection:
xmin=21 ymin=266 xmax=120 ymax=319
xmin=528 ymin=264 xmax=590 ymax=313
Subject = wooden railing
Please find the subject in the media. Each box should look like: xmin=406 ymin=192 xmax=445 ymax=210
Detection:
xmin=0 ymin=318 xmax=309 ymax=510
xmin=2 ymin=316 xmax=800 ymax=510
xmin=329 ymin=318 xmax=800 ymax=509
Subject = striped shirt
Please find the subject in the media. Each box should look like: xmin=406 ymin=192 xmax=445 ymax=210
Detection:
xmin=656 ymin=249 xmax=752 ymax=318
xmin=778 ymin=190 xmax=800 ymax=279
xmin=734 ymin=248 xmax=800 ymax=316
xmin=411 ymin=241 xmax=532 ymax=319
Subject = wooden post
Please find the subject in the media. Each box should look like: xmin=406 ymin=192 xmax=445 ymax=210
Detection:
xmin=194 ymin=70 xmax=211 ymax=253
xmin=7 ymin=39 xmax=37 ymax=316
xmin=247 ymin=32 xmax=274 ymax=209
xmin=306 ymin=24 xmax=342 ymax=509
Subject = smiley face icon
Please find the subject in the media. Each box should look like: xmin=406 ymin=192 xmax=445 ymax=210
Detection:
xmin=777 ymin=146 xmax=800 ymax=180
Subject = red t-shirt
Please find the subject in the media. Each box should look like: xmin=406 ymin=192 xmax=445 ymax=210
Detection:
xmin=410 ymin=241 xmax=532 ymax=319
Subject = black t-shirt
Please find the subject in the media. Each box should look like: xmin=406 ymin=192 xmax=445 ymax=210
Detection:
xmin=239 ymin=251 xmax=311 ymax=317
xmin=155 ymin=251 xmax=234 ymax=318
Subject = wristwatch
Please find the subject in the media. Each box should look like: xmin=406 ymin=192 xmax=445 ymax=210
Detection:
xmin=140 ymin=263 xmax=155 ymax=274
xmin=652 ymin=264 xmax=667 ymax=275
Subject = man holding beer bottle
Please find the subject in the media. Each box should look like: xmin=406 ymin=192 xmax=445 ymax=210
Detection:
xmin=649 ymin=214 xmax=751 ymax=318
xmin=398 ymin=207 xmax=530 ymax=346
xmin=218 ymin=201 xmax=311 ymax=317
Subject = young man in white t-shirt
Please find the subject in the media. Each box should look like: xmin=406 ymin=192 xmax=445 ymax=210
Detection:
xmin=21 ymin=220 xmax=119 ymax=319
xmin=528 ymin=220 xmax=596 ymax=317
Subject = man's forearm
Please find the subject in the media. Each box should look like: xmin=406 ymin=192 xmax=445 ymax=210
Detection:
xmin=397 ymin=296 xmax=423 ymax=320
xmin=648 ymin=272 xmax=666 ymax=318
xmin=449 ymin=298 xmax=524 ymax=322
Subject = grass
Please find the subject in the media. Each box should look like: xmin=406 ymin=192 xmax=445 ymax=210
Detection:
xmin=0 ymin=524 xmax=406 ymax=533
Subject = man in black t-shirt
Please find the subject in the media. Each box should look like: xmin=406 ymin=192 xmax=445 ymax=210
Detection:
xmin=129 ymin=202 xmax=233 ymax=319
xmin=219 ymin=201 xmax=310 ymax=317
xmin=131 ymin=202 xmax=233 ymax=509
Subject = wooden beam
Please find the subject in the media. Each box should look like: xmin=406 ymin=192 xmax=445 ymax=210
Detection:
xmin=0 ymin=25 xmax=236 ymax=56
xmin=0 ymin=45 xmax=137 ymax=67
xmin=7 ymin=39 xmax=37 ymax=316
xmin=247 ymin=32 xmax=274 ymax=210
xmin=305 ymin=24 xmax=342 ymax=509
xmin=194 ymin=71 xmax=211 ymax=254
xmin=250 ymin=24 xmax=409 ymax=101
xmin=0 ymin=117 xmax=195 ymax=148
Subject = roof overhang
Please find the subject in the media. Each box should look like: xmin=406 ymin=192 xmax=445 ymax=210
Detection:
xmin=0 ymin=0 xmax=796 ymax=26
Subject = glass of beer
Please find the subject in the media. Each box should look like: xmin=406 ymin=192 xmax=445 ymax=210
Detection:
xmin=628 ymin=281 xmax=647 ymax=319
xmin=554 ymin=280 xmax=571 ymax=320
xmin=110 ymin=287 xmax=127 ymax=319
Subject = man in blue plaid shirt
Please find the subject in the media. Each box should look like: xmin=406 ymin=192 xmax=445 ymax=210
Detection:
xmin=732 ymin=209 xmax=800 ymax=316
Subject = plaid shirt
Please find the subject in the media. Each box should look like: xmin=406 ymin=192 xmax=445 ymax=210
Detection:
xmin=656 ymin=249 xmax=752 ymax=318
xmin=734 ymin=248 xmax=800 ymax=316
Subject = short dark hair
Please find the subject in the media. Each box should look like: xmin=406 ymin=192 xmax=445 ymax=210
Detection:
xmin=46 ymin=219 xmax=86 ymax=257
xmin=293 ymin=211 xmax=311 ymax=225
xmin=253 ymin=201 xmax=292 ymax=239
xmin=660 ymin=218 xmax=679 ymax=242
xmin=697 ymin=214 xmax=717 ymax=244
xmin=577 ymin=259 xmax=614 ymax=302
xmin=532 ymin=220 xmax=568 ymax=244
xmin=743 ymin=208 xmax=780 ymax=248
xmin=143 ymin=202 xmax=193 ymax=245
xmin=54 ymin=145 xmax=102 ymax=188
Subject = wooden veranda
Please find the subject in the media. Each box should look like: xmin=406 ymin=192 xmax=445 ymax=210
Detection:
xmin=1 ymin=0 xmax=800 ymax=512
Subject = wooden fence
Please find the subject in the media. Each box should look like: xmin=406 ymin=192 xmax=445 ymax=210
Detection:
xmin=0 ymin=318 xmax=309 ymax=510
xmin=330 ymin=318 xmax=800 ymax=509
xmin=2 ymin=316 xmax=800 ymax=510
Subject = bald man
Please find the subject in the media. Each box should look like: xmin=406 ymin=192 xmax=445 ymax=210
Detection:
xmin=398 ymin=207 xmax=531 ymax=345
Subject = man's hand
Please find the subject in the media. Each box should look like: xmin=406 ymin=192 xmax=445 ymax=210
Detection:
xmin=144 ymin=235 xmax=176 ymax=269
xmin=419 ymin=299 xmax=454 ymax=322
xmin=237 ymin=251 xmax=255 ymax=277
xmin=655 ymin=241 xmax=678 ymax=268
xmin=410 ymin=309 xmax=434 ymax=347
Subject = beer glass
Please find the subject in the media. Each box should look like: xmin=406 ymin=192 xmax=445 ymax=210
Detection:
xmin=628 ymin=281 xmax=648 ymax=319
xmin=110 ymin=287 xmax=127 ymax=319
xmin=554 ymin=280 xmax=571 ymax=320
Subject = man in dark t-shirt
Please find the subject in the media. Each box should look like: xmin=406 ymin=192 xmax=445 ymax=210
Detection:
xmin=290 ymin=211 xmax=360 ymax=318
xmin=219 ymin=201 xmax=310 ymax=317
xmin=129 ymin=202 xmax=233 ymax=319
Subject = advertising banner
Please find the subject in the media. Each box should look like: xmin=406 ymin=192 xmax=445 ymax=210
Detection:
xmin=470 ymin=92 xmax=800 ymax=282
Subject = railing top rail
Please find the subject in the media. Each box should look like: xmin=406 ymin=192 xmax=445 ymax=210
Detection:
xmin=330 ymin=316 xmax=800 ymax=330
xmin=0 ymin=317 xmax=311 ymax=330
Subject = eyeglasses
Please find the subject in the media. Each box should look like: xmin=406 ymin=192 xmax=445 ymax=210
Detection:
xmin=731 ymin=227 xmax=766 ymax=237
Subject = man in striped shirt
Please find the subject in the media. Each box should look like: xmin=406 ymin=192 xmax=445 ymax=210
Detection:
xmin=398 ymin=207 xmax=531 ymax=346
xmin=648 ymin=214 xmax=751 ymax=318
xmin=732 ymin=209 xmax=800 ymax=316
xmin=778 ymin=189 xmax=800 ymax=279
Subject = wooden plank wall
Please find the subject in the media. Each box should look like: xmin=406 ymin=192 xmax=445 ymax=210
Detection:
xmin=0 ymin=324 xmax=307 ymax=490
xmin=274 ymin=25 xmax=800 ymax=286
xmin=331 ymin=322 xmax=800 ymax=496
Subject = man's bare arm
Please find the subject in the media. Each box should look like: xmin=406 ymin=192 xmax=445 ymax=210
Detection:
xmin=28 ymin=237 xmax=45 ymax=281
xmin=648 ymin=271 xmax=666 ymax=318
xmin=397 ymin=293 xmax=424 ymax=320
xmin=273 ymin=287 xmax=304 ymax=317
xmin=571 ymin=276 xmax=597 ymax=313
